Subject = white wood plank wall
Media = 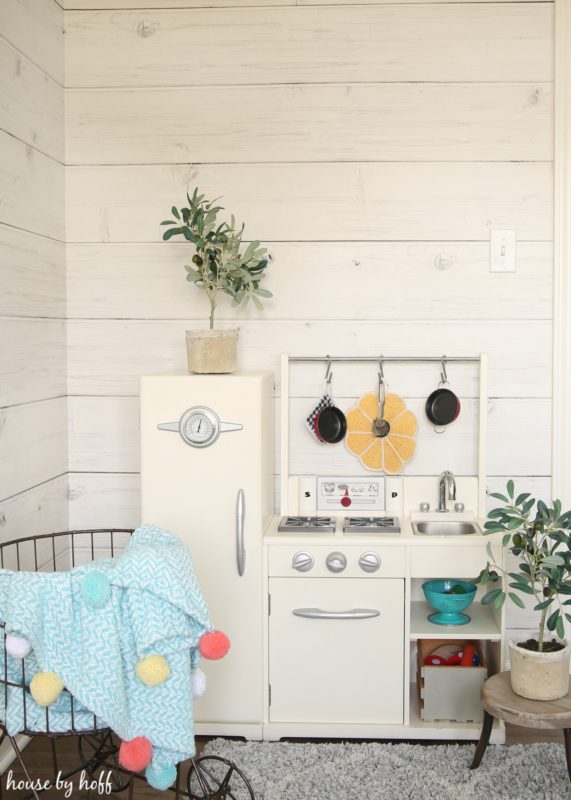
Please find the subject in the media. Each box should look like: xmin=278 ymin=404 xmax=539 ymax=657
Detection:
xmin=0 ymin=0 xmax=68 ymax=545
xmin=64 ymin=1 xmax=554 ymax=642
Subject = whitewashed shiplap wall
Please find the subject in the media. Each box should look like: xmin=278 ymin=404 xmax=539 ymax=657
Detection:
xmin=64 ymin=2 xmax=554 ymax=641
xmin=0 ymin=0 xmax=68 ymax=543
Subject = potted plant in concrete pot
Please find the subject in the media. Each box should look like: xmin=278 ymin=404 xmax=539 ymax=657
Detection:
xmin=474 ymin=480 xmax=571 ymax=700
xmin=161 ymin=188 xmax=272 ymax=373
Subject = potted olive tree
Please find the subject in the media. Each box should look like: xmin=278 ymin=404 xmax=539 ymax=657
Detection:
xmin=475 ymin=481 xmax=571 ymax=700
xmin=161 ymin=188 xmax=272 ymax=373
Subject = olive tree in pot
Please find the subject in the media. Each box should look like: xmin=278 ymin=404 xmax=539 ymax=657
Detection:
xmin=474 ymin=480 xmax=571 ymax=700
xmin=161 ymin=188 xmax=272 ymax=373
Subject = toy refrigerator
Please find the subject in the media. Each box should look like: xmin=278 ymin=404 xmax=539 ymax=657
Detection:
xmin=140 ymin=373 xmax=274 ymax=734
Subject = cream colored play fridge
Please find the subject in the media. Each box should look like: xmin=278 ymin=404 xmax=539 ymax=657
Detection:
xmin=140 ymin=373 xmax=274 ymax=736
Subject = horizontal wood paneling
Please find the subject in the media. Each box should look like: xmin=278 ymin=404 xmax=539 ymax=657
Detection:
xmin=0 ymin=129 xmax=65 ymax=241
xmin=65 ymin=5 xmax=553 ymax=88
xmin=62 ymin=0 xmax=550 ymax=7
xmin=0 ymin=226 xmax=65 ymax=318
xmin=66 ymin=162 xmax=553 ymax=243
xmin=68 ymin=473 xmax=140 ymax=529
xmin=67 ymin=319 xmax=551 ymax=398
xmin=64 ymin=0 xmax=555 ymax=542
xmin=0 ymin=0 xmax=64 ymax=84
xmin=66 ymin=82 xmax=553 ymax=165
xmin=0 ymin=399 xmax=67 ymax=501
xmin=69 ymin=397 xmax=139 ymax=472
xmin=66 ymin=241 xmax=553 ymax=322
xmin=64 ymin=0 xmax=295 ymax=7
xmin=0 ymin=319 xmax=66 ymax=407
xmin=67 ymin=393 xmax=550 ymax=476
xmin=0 ymin=39 xmax=64 ymax=162
xmin=0 ymin=475 xmax=69 ymax=542
xmin=0 ymin=0 xmax=67 ymax=539
xmin=486 ymin=477 xmax=551 ymax=511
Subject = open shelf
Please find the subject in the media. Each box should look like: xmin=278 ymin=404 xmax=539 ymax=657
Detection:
xmin=409 ymin=601 xmax=502 ymax=641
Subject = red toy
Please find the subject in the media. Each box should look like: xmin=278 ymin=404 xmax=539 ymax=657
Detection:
xmin=460 ymin=644 xmax=475 ymax=667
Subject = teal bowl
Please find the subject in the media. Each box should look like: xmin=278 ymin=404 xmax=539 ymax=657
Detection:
xmin=422 ymin=579 xmax=477 ymax=626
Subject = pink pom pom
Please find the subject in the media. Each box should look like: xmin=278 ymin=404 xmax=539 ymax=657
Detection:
xmin=119 ymin=737 xmax=153 ymax=772
xmin=199 ymin=630 xmax=230 ymax=660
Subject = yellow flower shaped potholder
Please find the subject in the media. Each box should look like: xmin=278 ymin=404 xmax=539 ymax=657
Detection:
xmin=345 ymin=392 xmax=417 ymax=473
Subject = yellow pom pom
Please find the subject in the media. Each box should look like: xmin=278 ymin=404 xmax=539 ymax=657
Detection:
xmin=135 ymin=655 xmax=170 ymax=687
xmin=30 ymin=672 xmax=64 ymax=707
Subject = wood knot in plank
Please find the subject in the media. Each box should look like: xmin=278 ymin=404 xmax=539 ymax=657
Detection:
xmin=137 ymin=20 xmax=159 ymax=38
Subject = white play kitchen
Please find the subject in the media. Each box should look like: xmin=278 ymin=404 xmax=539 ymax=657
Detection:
xmin=139 ymin=352 xmax=505 ymax=745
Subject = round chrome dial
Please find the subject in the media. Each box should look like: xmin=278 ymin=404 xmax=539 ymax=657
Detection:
xmin=359 ymin=551 xmax=381 ymax=573
xmin=326 ymin=551 xmax=347 ymax=573
xmin=179 ymin=406 xmax=220 ymax=448
xmin=292 ymin=552 xmax=314 ymax=573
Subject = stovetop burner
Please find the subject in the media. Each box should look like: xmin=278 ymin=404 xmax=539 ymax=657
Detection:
xmin=343 ymin=516 xmax=401 ymax=534
xmin=278 ymin=516 xmax=336 ymax=533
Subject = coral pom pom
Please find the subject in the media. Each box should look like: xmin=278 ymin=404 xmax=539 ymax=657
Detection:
xmin=119 ymin=737 xmax=153 ymax=772
xmin=30 ymin=672 xmax=64 ymax=707
xmin=135 ymin=655 xmax=170 ymax=687
xmin=199 ymin=630 xmax=230 ymax=660
xmin=81 ymin=572 xmax=111 ymax=609
xmin=5 ymin=634 xmax=32 ymax=659
xmin=191 ymin=667 xmax=207 ymax=699
xmin=146 ymin=764 xmax=177 ymax=790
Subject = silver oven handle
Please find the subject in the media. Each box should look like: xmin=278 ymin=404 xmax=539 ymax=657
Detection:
xmin=236 ymin=489 xmax=246 ymax=577
xmin=293 ymin=608 xmax=380 ymax=620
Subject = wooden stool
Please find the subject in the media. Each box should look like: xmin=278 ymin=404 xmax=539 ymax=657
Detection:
xmin=471 ymin=671 xmax=571 ymax=782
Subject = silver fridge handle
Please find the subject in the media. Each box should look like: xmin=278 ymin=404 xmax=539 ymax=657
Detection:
xmin=236 ymin=489 xmax=246 ymax=577
xmin=292 ymin=608 xmax=380 ymax=620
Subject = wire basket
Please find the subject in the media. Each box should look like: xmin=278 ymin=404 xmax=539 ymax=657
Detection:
xmin=0 ymin=529 xmax=133 ymax=737
xmin=0 ymin=529 xmax=256 ymax=800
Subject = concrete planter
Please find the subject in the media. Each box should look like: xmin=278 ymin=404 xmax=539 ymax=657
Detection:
xmin=509 ymin=638 xmax=571 ymax=701
xmin=185 ymin=329 xmax=238 ymax=374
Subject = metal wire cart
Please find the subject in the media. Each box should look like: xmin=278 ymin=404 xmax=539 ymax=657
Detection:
xmin=0 ymin=529 xmax=255 ymax=800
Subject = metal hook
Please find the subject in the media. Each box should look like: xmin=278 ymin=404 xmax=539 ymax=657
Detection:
xmin=377 ymin=355 xmax=385 ymax=416
xmin=440 ymin=355 xmax=449 ymax=385
xmin=325 ymin=356 xmax=333 ymax=389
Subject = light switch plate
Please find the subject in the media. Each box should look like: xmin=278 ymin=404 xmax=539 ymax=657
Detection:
xmin=490 ymin=229 xmax=516 ymax=272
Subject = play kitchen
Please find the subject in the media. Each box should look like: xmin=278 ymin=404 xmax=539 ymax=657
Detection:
xmin=140 ymin=351 xmax=505 ymax=745
xmin=265 ymin=351 xmax=504 ymax=742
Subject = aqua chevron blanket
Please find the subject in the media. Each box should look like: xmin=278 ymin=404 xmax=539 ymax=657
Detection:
xmin=0 ymin=525 xmax=213 ymax=783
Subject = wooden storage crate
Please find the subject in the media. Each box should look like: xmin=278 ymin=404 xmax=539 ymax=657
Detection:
xmin=417 ymin=639 xmax=488 ymax=723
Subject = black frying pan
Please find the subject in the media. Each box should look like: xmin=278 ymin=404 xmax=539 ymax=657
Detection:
xmin=425 ymin=387 xmax=461 ymax=427
xmin=314 ymin=406 xmax=347 ymax=444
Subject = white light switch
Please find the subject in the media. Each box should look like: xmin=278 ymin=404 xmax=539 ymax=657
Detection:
xmin=490 ymin=229 xmax=516 ymax=272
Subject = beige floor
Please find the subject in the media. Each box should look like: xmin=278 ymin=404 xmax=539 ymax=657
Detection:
xmin=1 ymin=727 xmax=564 ymax=799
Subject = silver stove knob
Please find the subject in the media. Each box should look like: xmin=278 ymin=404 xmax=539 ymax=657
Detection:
xmin=359 ymin=551 xmax=381 ymax=573
xmin=292 ymin=551 xmax=314 ymax=572
xmin=326 ymin=551 xmax=347 ymax=573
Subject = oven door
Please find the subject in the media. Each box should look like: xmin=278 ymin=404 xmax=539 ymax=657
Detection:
xmin=269 ymin=577 xmax=404 ymax=724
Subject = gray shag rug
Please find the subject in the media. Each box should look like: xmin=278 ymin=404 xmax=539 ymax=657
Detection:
xmin=202 ymin=739 xmax=570 ymax=800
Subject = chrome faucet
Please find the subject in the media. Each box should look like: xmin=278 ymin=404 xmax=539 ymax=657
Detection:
xmin=437 ymin=471 xmax=456 ymax=513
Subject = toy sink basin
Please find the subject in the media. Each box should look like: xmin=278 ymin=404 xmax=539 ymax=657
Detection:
xmin=422 ymin=579 xmax=477 ymax=626
xmin=413 ymin=520 xmax=480 ymax=536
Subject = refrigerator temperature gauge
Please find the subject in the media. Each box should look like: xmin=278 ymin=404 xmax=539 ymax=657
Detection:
xmin=182 ymin=409 xmax=217 ymax=446
xmin=158 ymin=405 xmax=243 ymax=448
